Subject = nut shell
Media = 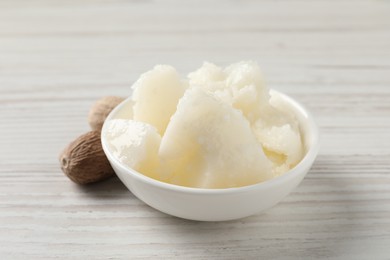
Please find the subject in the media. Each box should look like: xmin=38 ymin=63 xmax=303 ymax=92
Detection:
xmin=60 ymin=131 xmax=115 ymax=184
xmin=88 ymin=96 xmax=125 ymax=131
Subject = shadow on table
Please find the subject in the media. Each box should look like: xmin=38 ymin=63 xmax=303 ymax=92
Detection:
xmin=72 ymin=176 xmax=133 ymax=199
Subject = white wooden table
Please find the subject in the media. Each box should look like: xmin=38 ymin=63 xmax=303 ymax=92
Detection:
xmin=1 ymin=1 xmax=389 ymax=259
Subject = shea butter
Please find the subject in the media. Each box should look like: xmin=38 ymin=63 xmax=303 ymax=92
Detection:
xmin=105 ymin=62 xmax=304 ymax=188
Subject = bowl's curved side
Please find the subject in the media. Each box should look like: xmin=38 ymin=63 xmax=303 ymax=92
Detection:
xmin=111 ymin=156 xmax=315 ymax=221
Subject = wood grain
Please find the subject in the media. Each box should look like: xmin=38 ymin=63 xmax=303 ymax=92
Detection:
xmin=1 ymin=0 xmax=390 ymax=259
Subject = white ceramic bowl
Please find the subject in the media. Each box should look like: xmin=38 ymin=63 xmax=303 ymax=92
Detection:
xmin=101 ymin=90 xmax=319 ymax=221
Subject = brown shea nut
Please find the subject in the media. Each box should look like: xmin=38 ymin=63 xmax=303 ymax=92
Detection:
xmin=88 ymin=96 xmax=125 ymax=131
xmin=59 ymin=131 xmax=115 ymax=184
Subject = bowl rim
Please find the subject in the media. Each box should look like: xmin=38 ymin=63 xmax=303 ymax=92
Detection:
xmin=101 ymin=89 xmax=320 ymax=195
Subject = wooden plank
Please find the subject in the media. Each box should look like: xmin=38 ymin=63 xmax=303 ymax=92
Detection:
xmin=1 ymin=0 xmax=389 ymax=259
